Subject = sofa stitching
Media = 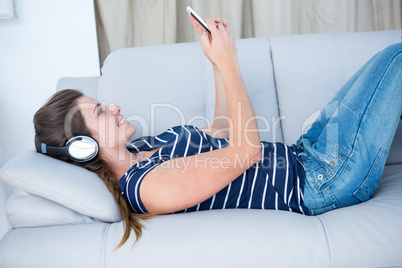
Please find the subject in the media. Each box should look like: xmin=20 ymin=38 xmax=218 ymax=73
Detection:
xmin=316 ymin=216 xmax=333 ymax=266
xmin=267 ymin=37 xmax=285 ymax=143
xmin=6 ymin=212 xmax=96 ymax=226
xmin=335 ymin=263 xmax=402 ymax=268
xmin=102 ymin=223 xmax=112 ymax=268
xmin=332 ymin=34 xmax=347 ymax=85
xmin=0 ymin=228 xmax=14 ymax=267
xmin=201 ymin=49 xmax=211 ymax=124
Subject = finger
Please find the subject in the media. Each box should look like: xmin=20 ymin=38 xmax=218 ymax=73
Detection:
xmin=214 ymin=17 xmax=220 ymax=29
xmin=189 ymin=14 xmax=204 ymax=36
xmin=200 ymin=30 xmax=212 ymax=49
xmin=222 ymin=20 xmax=228 ymax=28
xmin=205 ymin=18 xmax=218 ymax=34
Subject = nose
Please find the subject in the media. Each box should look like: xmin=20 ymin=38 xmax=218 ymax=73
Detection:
xmin=107 ymin=104 xmax=121 ymax=115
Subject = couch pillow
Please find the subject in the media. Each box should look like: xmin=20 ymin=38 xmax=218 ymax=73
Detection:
xmin=6 ymin=190 xmax=98 ymax=228
xmin=0 ymin=150 xmax=122 ymax=222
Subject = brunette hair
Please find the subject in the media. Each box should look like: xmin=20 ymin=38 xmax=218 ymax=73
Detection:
xmin=33 ymin=89 xmax=151 ymax=248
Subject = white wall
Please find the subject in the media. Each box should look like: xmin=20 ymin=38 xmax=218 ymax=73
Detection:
xmin=0 ymin=0 xmax=100 ymax=239
xmin=0 ymin=0 xmax=100 ymax=164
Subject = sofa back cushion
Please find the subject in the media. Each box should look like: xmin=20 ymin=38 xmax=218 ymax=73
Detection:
xmin=98 ymin=31 xmax=401 ymax=164
xmin=270 ymin=30 xmax=402 ymax=165
xmin=97 ymin=38 xmax=284 ymax=143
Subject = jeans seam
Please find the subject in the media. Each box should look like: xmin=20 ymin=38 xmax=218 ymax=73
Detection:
xmin=310 ymin=146 xmax=348 ymax=189
xmin=327 ymin=188 xmax=341 ymax=208
xmin=309 ymin=163 xmax=323 ymax=173
xmin=323 ymin=154 xmax=351 ymax=191
xmin=306 ymin=168 xmax=327 ymax=210
xmin=367 ymin=148 xmax=387 ymax=196
xmin=341 ymin=99 xmax=362 ymax=118
xmin=349 ymin=49 xmax=402 ymax=153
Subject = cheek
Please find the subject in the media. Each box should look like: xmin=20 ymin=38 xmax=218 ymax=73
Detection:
xmin=91 ymin=117 xmax=113 ymax=141
xmin=85 ymin=120 xmax=101 ymax=139
xmin=106 ymin=117 xmax=118 ymax=137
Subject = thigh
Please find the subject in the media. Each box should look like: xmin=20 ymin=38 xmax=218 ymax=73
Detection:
xmin=298 ymin=42 xmax=402 ymax=149
xmin=299 ymin=42 xmax=402 ymax=214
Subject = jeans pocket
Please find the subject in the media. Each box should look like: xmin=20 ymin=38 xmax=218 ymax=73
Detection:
xmin=353 ymin=148 xmax=388 ymax=203
xmin=306 ymin=146 xmax=350 ymax=190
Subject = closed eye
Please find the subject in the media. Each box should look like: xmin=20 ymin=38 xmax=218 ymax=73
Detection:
xmin=94 ymin=102 xmax=105 ymax=116
xmin=98 ymin=106 xmax=104 ymax=116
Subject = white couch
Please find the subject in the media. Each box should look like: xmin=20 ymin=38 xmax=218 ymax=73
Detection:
xmin=1 ymin=30 xmax=402 ymax=268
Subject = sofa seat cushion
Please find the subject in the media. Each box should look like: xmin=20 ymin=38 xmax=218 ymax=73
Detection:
xmin=2 ymin=165 xmax=401 ymax=267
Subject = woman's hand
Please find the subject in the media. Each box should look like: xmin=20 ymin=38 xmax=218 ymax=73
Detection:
xmin=189 ymin=15 xmax=238 ymax=69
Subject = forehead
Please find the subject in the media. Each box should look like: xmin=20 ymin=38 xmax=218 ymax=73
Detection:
xmin=76 ymin=96 xmax=98 ymax=117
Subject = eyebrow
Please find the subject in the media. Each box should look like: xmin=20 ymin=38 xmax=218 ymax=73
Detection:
xmin=93 ymin=102 xmax=101 ymax=114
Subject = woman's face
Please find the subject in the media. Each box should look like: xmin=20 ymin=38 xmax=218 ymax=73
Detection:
xmin=76 ymin=96 xmax=136 ymax=149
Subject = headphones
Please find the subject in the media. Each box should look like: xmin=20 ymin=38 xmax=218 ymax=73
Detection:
xmin=35 ymin=135 xmax=99 ymax=163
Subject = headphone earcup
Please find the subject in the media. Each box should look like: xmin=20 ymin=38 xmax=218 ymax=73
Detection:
xmin=66 ymin=136 xmax=99 ymax=162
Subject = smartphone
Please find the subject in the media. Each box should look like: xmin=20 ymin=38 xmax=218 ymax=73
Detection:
xmin=186 ymin=6 xmax=211 ymax=35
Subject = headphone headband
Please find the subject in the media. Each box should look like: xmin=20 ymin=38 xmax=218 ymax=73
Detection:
xmin=35 ymin=135 xmax=99 ymax=162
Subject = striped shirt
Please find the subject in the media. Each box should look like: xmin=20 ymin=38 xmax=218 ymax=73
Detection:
xmin=118 ymin=125 xmax=309 ymax=215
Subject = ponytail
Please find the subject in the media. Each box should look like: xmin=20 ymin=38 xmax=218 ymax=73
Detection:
xmin=99 ymin=168 xmax=153 ymax=248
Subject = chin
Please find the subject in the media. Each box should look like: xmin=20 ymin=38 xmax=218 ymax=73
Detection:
xmin=126 ymin=124 xmax=136 ymax=138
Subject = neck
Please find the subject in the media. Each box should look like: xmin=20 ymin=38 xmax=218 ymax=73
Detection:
xmin=101 ymin=146 xmax=141 ymax=181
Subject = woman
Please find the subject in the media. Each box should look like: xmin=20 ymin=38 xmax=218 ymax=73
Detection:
xmin=34 ymin=17 xmax=402 ymax=248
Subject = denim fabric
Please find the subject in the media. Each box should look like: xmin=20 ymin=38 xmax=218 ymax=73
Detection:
xmin=297 ymin=42 xmax=402 ymax=215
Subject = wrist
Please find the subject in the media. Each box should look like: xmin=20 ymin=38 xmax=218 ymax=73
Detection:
xmin=218 ymin=62 xmax=241 ymax=76
xmin=212 ymin=63 xmax=219 ymax=71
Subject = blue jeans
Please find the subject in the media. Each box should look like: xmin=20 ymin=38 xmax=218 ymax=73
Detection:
xmin=297 ymin=42 xmax=402 ymax=215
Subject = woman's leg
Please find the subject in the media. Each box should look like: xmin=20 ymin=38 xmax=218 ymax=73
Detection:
xmin=297 ymin=42 xmax=402 ymax=215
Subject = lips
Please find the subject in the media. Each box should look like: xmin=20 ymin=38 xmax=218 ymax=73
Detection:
xmin=117 ymin=116 xmax=125 ymax=126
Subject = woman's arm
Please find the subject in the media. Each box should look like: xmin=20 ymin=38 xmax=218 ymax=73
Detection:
xmin=192 ymin=17 xmax=229 ymax=139
xmin=140 ymin=18 xmax=261 ymax=215
xmin=200 ymin=63 xmax=229 ymax=138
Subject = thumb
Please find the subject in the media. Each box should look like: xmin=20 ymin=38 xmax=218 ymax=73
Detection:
xmin=200 ymin=31 xmax=211 ymax=49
